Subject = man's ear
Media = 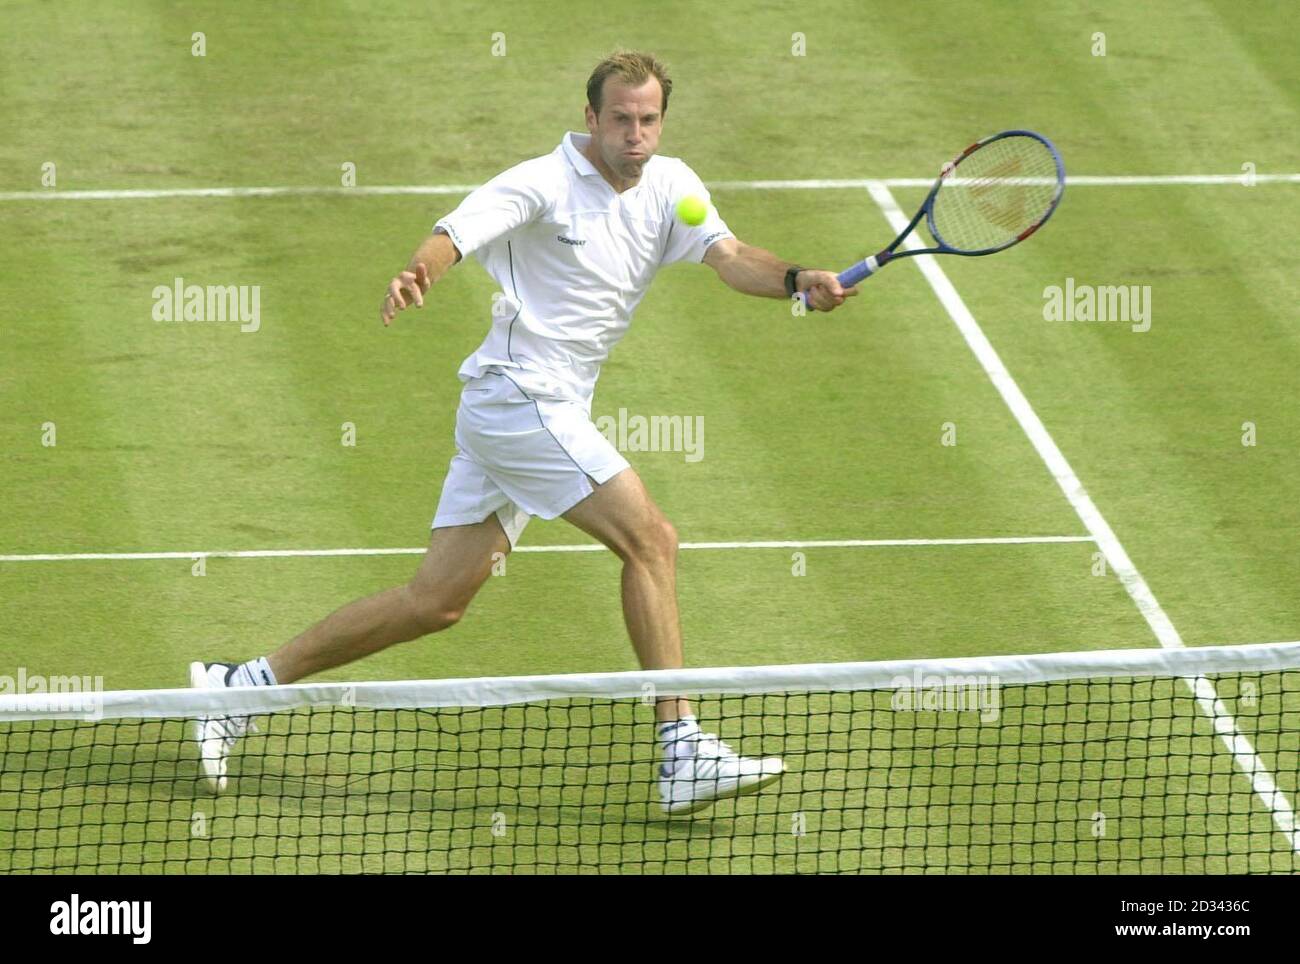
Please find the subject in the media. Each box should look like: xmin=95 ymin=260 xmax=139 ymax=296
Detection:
xmin=584 ymin=104 xmax=598 ymax=133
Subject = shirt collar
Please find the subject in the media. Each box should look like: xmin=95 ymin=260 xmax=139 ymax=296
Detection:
xmin=561 ymin=131 xmax=603 ymax=178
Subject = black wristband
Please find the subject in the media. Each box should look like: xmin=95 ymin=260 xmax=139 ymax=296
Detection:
xmin=783 ymin=266 xmax=804 ymax=299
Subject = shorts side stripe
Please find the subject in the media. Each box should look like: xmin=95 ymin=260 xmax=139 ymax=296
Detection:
xmin=497 ymin=372 xmax=598 ymax=478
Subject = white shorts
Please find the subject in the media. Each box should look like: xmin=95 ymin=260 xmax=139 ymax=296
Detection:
xmin=432 ymin=371 xmax=630 ymax=547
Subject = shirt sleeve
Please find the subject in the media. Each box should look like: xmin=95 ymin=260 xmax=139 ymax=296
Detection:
xmin=661 ymin=159 xmax=734 ymax=265
xmin=433 ymin=160 xmax=550 ymax=257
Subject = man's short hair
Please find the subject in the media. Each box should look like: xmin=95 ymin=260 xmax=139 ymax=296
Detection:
xmin=586 ymin=50 xmax=672 ymax=115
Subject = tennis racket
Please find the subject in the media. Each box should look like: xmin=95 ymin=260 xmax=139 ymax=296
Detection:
xmin=804 ymin=130 xmax=1065 ymax=305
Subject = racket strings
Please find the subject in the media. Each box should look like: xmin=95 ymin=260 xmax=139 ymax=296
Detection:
xmin=930 ymin=136 xmax=1061 ymax=252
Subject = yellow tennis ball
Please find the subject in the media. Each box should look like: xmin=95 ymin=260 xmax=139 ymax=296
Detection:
xmin=675 ymin=195 xmax=708 ymax=226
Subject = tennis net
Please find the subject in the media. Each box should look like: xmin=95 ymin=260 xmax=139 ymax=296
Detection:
xmin=2 ymin=642 xmax=1298 ymax=874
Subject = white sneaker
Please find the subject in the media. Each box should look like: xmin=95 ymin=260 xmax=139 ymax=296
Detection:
xmin=659 ymin=733 xmax=786 ymax=815
xmin=189 ymin=661 xmax=252 ymax=793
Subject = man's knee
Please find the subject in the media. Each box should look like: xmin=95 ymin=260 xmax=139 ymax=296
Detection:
xmin=403 ymin=583 xmax=468 ymax=635
xmin=622 ymin=516 xmax=678 ymax=567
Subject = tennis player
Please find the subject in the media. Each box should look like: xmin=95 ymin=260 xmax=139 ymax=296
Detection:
xmin=192 ymin=50 xmax=857 ymax=814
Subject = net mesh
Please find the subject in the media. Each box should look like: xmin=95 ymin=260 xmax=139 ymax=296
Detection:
xmin=2 ymin=645 xmax=1298 ymax=874
xmin=929 ymin=134 xmax=1062 ymax=252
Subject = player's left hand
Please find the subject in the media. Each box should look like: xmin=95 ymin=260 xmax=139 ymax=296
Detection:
xmin=797 ymin=270 xmax=858 ymax=312
xmin=381 ymin=262 xmax=432 ymax=326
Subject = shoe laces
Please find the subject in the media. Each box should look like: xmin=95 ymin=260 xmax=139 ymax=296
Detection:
xmin=208 ymin=713 xmax=256 ymax=747
xmin=694 ymin=733 xmax=737 ymax=760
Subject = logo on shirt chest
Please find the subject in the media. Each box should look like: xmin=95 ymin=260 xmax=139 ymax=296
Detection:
xmin=556 ymin=234 xmax=587 ymax=247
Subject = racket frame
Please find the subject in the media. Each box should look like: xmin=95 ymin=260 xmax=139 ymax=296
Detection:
xmin=836 ymin=129 xmax=1065 ymax=289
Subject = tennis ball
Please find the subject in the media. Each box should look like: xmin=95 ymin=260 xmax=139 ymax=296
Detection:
xmin=675 ymin=195 xmax=708 ymax=226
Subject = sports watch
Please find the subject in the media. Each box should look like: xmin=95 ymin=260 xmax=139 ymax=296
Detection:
xmin=783 ymin=266 xmax=805 ymax=300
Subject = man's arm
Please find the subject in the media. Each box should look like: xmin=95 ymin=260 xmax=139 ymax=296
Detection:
xmin=701 ymin=237 xmax=857 ymax=312
xmin=380 ymin=230 xmax=463 ymax=326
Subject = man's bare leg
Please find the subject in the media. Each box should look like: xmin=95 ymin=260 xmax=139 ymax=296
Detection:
xmin=267 ymin=516 xmax=510 ymax=684
xmin=562 ymin=469 xmax=692 ymax=724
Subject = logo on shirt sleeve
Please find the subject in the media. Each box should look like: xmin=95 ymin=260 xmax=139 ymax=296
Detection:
xmin=556 ymin=234 xmax=587 ymax=247
xmin=436 ymin=221 xmax=465 ymax=249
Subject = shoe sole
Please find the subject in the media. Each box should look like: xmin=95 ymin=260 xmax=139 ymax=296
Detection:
xmin=189 ymin=661 xmax=228 ymax=794
xmin=662 ymin=767 xmax=786 ymax=816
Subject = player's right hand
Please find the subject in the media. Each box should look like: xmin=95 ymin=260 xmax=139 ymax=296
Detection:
xmin=797 ymin=269 xmax=859 ymax=312
xmin=381 ymin=262 xmax=431 ymax=326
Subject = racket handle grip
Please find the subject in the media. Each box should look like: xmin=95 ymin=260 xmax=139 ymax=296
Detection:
xmin=797 ymin=254 xmax=886 ymax=309
xmin=839 ymin=255 xmax=884 ymax=287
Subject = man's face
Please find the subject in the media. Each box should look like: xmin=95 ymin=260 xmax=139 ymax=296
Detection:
xmin=585 ymin=77 xmax=664 ymax=180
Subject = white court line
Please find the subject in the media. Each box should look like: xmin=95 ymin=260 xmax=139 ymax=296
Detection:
xmin=714 ymin=173 xmax=1300 ymax=190
xmin=0 ymin=534 xmax=1094 ymax=563
xmin=864 ymin=180 xmax=1300 ymax=853
xmin=0 ymin=173 xmax=1296 ymax=202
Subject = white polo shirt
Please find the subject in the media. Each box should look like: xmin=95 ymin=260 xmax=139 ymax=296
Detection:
xmin=434 ymin=131 xmax=733 ymax=401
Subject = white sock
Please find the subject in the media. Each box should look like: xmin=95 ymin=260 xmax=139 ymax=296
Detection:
xmin=657 ymin=715 xmax=700 ymax=773
xmin=225 ymin=657 xmax=277 ymax=688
